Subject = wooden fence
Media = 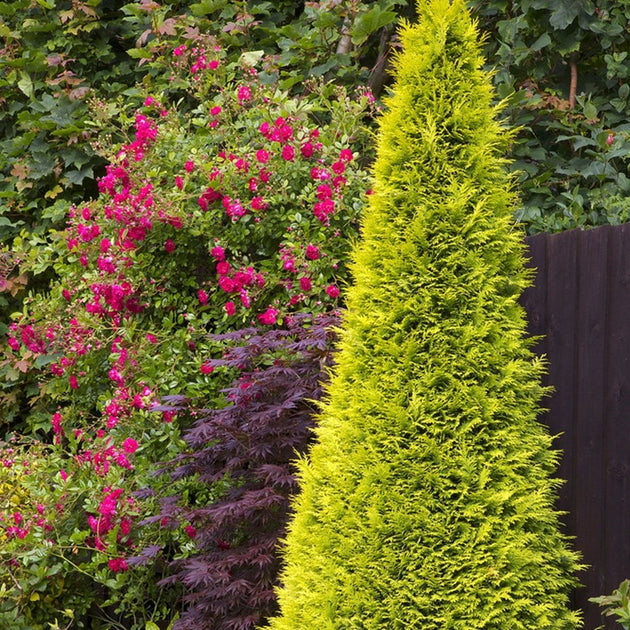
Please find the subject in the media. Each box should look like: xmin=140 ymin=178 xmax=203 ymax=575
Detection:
xmin=522 ymin=223 xmax=630 ymax=630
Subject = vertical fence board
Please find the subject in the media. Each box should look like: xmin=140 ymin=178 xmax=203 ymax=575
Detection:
xmin=537 ymin=230 xmax=579 ymax=533
xmin=574 ymin=226 xmax=610 ymax=628
xmin=603 ymin=224 xmax=630 ymax=617
xmin=522 ymin=232 xmax=548 ymax=356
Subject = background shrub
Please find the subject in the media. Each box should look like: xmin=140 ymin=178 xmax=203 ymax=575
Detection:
xmin=471 ymin=0 xmax=630 ymax=232
xmin=0 ymin=47 xmax=373 ymax=628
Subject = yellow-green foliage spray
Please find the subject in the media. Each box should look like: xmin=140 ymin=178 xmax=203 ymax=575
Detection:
xmin=267 ymin=1 xmax=582 ymax=627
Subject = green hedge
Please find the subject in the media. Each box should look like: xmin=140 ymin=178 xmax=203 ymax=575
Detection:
xmin=268 ymin=1 xmax=582 ymax=627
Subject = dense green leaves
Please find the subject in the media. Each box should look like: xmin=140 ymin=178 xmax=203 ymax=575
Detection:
xmin=0 ymin=1 xmax=140 ymax=237
xmin=0 ymin=44 xmax=374 ymax=628
xmin=471 ymin=0 xmax=630 ymax=233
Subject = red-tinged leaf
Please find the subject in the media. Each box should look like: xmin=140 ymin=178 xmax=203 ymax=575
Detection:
xmin=136 ymin=28 xmax=152 ymax=48
xmin=184 ymin=26 xmax=200 ymax=40
xmin=15 ymin=360 xmax=30 ymax=373
xmin=10 ymin=162 xmax=29 ymax=180
xmin=158 ymin=18 xmax=177 ymax=36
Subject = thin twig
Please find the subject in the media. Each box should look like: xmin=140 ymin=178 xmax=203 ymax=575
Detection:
xmin=569 ymin=57 xmax=578 ymax=109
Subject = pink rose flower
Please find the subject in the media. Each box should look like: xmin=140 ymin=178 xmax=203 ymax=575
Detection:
xmin=108 ymin=558 xmax=129 ymax=573
xmin=201 ymin=362 xmax=214 ymax=375
xmin=282 ymin=145 xmax=295 ymax=161
xmin=340 ymin=148 xmax=353 ymax=161
xmin=185 ymin=524 xmax=197 ymax=538
xmin=237 ymin=85 xmax=252 ymax=102
xmin=218 ymin=276 xmax=236 ymax=293
xmin=198 ymin=289 xmax=209 ymax=305
xmin=211 ymin=246 xmax=225 ymax=261
xmin=258 ymin=307 xmax=278 ymax=325
xmin=256 ymin=149 xmax=270 ymax=163
xmin=305 ymin=244 xmax=320 ymax=260
xmin=122 ymin=438 xmax=138 ymax=454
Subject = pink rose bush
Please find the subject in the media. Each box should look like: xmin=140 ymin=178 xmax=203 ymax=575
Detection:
xmin=0 ymin=41 xmax=375 ymax=628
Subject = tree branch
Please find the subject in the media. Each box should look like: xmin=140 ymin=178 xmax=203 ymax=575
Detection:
xmin=569 ymin=56 xmax=577 ymax=109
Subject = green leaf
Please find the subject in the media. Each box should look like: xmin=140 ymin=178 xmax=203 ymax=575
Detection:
xmin=45 ymin=97 xmax=82 ymax=128
xmin=351 ymin=8 xmax=397 ymax=46
xmin=190 ymin=0 xmax=227 ymax=16
xmin=570 ymin=136 xmax=596 ymax=150
xmin=279 ymin=75 xmax=304 ymax=90
xmin=549 ymin=1 xmax=581 ymax=30
xmin=122 ymin=87 xmax=144 ymax=98
xmin=33 ymin=354 xmax=59 ymax=369
xmin=583 ymin=102 xmax=598 ymax=120
xmin=64 ymin=167 xmax=94 ymax=186
xmin=240 ymin=50 xmax=265 ymax=67
xmin=530 ymin=33 xmax=551 ymax=51
xmin=310 ymin=58 xmax=338 ymax=77
xmin=17 ymin=72 xmax=34 ymax=98
xmin=127 ymin=48 xmax=153 ymax=60
xmin=609 ymin=98 xmax=626 ymax=113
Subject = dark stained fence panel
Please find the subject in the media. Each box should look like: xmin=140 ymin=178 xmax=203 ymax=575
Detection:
xmin=545 ymin=230 xmax=580 ymax=541
xmin=603 ymin=225 xmax=630 ymax=618
xmin=523 ymin=224 xmax=630 ymax=630
xmin=521 ymin=228 xmax=547 ymax=350
xmin=574 ymin=227 xmax=609 ymax=611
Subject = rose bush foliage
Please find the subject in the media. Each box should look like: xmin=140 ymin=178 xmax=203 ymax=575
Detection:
xmin=0 ymin=43 xmax=375 ymax=628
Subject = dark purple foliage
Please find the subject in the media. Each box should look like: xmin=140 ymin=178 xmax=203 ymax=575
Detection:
xmin=156 ymin=313 xmax=339 ymax=630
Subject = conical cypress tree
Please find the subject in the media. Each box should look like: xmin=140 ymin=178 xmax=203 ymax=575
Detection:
xmin=267 ymin=1 xmax=582 ymax=628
